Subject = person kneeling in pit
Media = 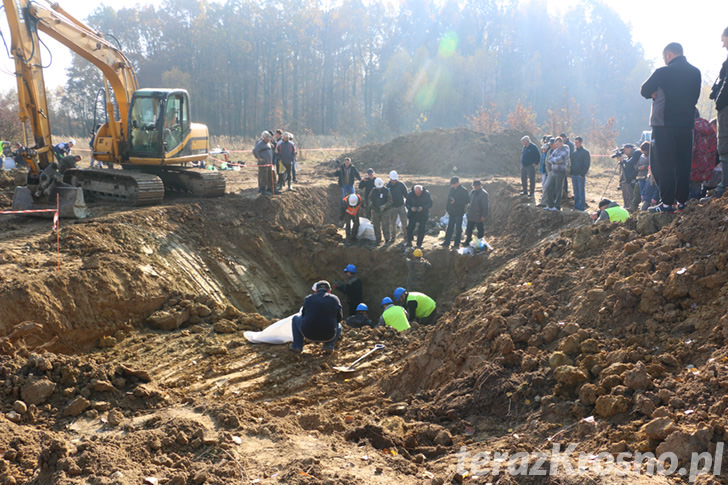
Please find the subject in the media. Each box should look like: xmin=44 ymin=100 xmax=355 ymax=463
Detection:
xmin=393 ymin=286 xmax=436 ymax=325
xmin=591 ymin=198 xmax=630 ymax=224
xmin=378 ymin=297 xmax=410 ymax=331
xmin=345 ymin=303 xmax=377 ymax=329
xmin=290 ymin=280 xmax=343 ymax=353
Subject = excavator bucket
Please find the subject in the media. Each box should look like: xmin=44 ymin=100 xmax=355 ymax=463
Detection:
xmin=12 ymin=185 xmax=90 ymax=219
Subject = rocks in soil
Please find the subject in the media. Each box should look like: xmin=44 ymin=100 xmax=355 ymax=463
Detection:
xmin=62 ymin=396 xmax=90 ymax=417
xmin=213 ymin=319 xmax=238 ymax=334
xmin=594 ymin=394 xmax=631 ymax=418
xmin=641 ymin=417 xmax=675 ymax=441
xmin=20 ymin=378 xmax=56 ymax=405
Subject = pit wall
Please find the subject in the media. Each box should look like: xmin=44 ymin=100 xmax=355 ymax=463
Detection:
xmin=0 ymin=181 xmax=523 ymax=354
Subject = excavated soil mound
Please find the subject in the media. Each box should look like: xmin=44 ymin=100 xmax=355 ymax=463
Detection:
xmin=333 ymin=128 xmax=523 ymax=177
xmin=384 ymin=195 xmax=728 ymax=482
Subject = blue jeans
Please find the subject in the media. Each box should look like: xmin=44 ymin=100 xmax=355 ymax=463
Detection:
xmin=291 ymin=315 xmax=342 ymax=351
xmin=571 ymin=175 xmax=586 ymax=210
xmin=341 ymin=185 xmax=355 ymax=199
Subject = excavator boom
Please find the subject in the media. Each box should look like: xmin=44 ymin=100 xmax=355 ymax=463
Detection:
xmin=2 ymin=0 xmax=223 ymax=217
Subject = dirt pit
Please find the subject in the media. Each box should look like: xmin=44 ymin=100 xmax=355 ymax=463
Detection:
xmin=1 ymin=130 xmax=727 ymax=484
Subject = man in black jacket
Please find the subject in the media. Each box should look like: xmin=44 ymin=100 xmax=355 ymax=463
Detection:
xmin=442 ymin=176 xmax=469 ymax=249
xmin=570 ymin=137 xmax=591 ymax=211
xmin=710 ymin=27 xmax=728 ymax=197
xmin=520 ymin=136 xmax=541 ymax=197
xmin=386 ymin=171 xmax=408 ymax=244
xmin=290 ymin=281 xmax=343 ymax=353
xmin=405 ymin=185 xmax=432 ymax=248
xmin=641 ymin=42 xmax=701 ymax=212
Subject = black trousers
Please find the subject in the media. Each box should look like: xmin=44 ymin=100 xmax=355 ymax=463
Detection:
xmin=464 ymin=220 xmax=484 ymax=244
xmin=652 ymin=126 xmax=693 ymax=205
xmin=521 ymin=164 xmax=536 ymax=194
xmin=444 ymin=212 xmax=464 ymax=246
xmin=344 ymin=214 xmax=360 ymax=241
xmin=406 ymin=212 xmax=428 ymax=246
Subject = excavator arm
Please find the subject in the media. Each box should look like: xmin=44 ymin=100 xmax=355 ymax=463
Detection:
xmin=3 ymin=0 xmax=221 ymax=217
xmin=3 ymin=0 xmax=138 ymax=167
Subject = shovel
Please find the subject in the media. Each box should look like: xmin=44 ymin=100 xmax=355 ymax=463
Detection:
xmin=333 ymin=344 xmax=385 ymax=373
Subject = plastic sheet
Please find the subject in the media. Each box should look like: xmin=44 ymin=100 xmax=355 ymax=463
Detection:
xmin=244 ymin=314 xmax=295 ymax=344
xmin=356 ymin=217 xmax=376 ymax=241
xmin=2 ymin=157 xmax=16 ymax=170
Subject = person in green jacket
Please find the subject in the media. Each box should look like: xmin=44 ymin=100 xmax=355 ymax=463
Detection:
xmin=592 ymin=199 xmax=630 ymax=224
xmin=393 ymin=287 xmax=436 ymax=325
xmin=378 ymin=297 xmax=410 ymax=331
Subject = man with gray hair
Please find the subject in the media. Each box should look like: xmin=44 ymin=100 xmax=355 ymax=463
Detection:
xmin=641 ymin=42 xmax=701 ymax=212
xmin=520 ymin=135 xmax=541 ymax=197
xmin=405 ymin=184 xmax=432 ymax=248
xmin=252 ymin=131 xmax=274 ymax=195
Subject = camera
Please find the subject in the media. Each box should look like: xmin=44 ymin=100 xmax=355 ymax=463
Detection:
xmin=611 ymin=148 xmax=625 ymax=159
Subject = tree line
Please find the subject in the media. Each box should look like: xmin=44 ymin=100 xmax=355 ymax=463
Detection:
xmin=22 ymin=0 xmax=664 ymax=143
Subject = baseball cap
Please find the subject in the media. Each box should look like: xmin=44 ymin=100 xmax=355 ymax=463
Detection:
xmin=367 ymin=168 xmax=374 ymax=174
xmin=473 ymin=180 xmax=482 ymax=186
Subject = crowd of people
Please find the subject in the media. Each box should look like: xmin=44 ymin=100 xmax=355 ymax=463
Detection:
xmin=289 ymin=263 xmax=438 ymax=353
xmin=519 ymin=133 xmax=591 ymax=213
xmin=252 ymin=129 xmax=298 ymax=195
xmin=329 ymin=160 xmax=490 ymax=250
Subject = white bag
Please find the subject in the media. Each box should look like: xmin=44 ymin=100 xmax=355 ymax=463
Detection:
xmin=356 ymin=217 xmax=376 ymax=241
xmin=244 ymin=314 xmax=295 ymax=344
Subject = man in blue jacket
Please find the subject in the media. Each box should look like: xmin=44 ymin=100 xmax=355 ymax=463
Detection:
xmin=520 ymin=136 xmax=541 ymax=197
xmin=641 ymin=42 xmax=701 ymax=213
xmin=290 ymin=280 xmax=343 ymax=353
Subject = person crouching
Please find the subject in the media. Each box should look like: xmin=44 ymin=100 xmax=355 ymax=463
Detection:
xmin=290 ymin=280 xmax=343 ymax=353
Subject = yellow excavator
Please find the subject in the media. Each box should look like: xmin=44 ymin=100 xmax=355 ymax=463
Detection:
xmin=3 ymin=0 xmax=225 ymax=217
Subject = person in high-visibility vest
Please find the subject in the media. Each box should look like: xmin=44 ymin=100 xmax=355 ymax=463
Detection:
xmin=393 ymin=286 xmax=436 ymax=325
xmin=342 ymin=193 xmax=362 ymax=243
xmin=378 ymin=297 xmax=410 ymax=332
xmin=592 ymin=199 xmax=630 ymax=224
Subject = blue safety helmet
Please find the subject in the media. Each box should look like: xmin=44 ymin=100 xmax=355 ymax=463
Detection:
xmin=356 ymin=303 xmax=368 ymax=312
xmin=381 ymin=297 xmax=393 ymax=306
xmin=344 ymin=264 xmax=357 ymax=273
xmin=393 ymin=287 xmax=406 ymax=301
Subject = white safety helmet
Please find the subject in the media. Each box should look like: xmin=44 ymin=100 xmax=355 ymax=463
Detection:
xmin=389 ymin=170 xmax=398 ymax=180
xmin=374 ymin=177 xmax=384 ymax=188
xmin=348 ymin=194 xmax=359 ymax=206
xmin=68 ymin=139 xmax=76 ymax=146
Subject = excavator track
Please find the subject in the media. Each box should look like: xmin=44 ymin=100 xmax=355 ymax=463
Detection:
xmin=155 ymin=168 xmax=226 ymax=198
xmin=63 ymin=168 xmax=165 ymax=206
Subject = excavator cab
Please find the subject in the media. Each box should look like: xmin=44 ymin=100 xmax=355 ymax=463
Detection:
xmin=128 ymin=89 xmax=190 ymax=160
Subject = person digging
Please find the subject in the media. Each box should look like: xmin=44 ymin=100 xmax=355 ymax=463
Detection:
xmin=345 ymin=303 xmax=377 ymax=329
xmin=393 ymin=286 xmax=436 ymax=325
xmin=378 ymin=297 xmax=410 ymax=331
